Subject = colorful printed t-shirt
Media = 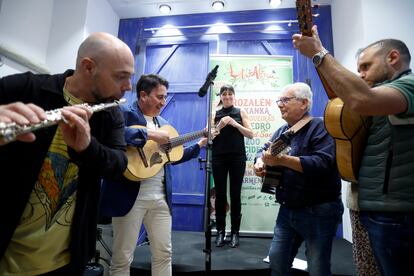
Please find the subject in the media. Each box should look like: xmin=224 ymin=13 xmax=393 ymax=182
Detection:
xmin=0 ymin=90 xmax=81 ymax=275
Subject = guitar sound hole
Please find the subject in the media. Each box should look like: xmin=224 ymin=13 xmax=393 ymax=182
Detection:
xmin=150 ymin=152 xmax=163 ymax=167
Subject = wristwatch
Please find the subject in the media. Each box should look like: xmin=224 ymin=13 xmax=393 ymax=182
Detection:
xmin=312 ymin=48 xmax=329 ymax=67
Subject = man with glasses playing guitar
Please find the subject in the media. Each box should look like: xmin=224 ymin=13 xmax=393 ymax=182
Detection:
xmin=254 ymin=82 xmax=343 ymax=276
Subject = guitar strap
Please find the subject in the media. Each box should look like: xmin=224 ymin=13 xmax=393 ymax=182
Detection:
xmin=268 ymin=114 xmax=313 ymax=155
xmin=137 ymin=116 xmax=161 ymax=168
xmin=285 ymin=114 xmax=313 ymax=136
xmin=153 ymin=117 xmax=161 ymax=128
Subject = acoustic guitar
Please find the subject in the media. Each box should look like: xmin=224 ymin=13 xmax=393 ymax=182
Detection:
xmin=261 ymin=116 xmax=312 ymax=194
xmin=296 ymin=0 xmax=371 ymax=183
xmin=124 ymin=125 xmax=207 ymax=181
xmin=261 ymin=131 xmax=293 ymax=194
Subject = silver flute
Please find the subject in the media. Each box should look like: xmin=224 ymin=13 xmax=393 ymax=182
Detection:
xmin=0 ymin=98 xmax=126 ymax=144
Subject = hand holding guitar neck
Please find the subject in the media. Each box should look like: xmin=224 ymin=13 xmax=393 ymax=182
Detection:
xmin=293 ymin=0 xmax=324 ymax=58
xmin=294 ymin=0 xmax=336 ymax=99
xmin=292 ymin=25 xmax=325 ymax=59
xmin=197 ymin=137 xmax=208 ymax=148
xmin=293 ymin=0 xmax=370 ymax=183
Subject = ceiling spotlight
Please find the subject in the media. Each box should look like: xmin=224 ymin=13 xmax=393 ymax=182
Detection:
xmin=269 ymin=0 xmax=282 ymax=8
xmin=159 ymin=4 xmax=171 ymax=14
xmin=212 ymin=0 xmax=225 ymax=11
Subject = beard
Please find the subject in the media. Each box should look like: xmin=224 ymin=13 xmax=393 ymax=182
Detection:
xmin=90 ymin=73 xmax=118 ymax=103
xmin=374 ymin=57 xmax=393 ymax=85
xmin=91 ymin=89 xmax=112 ymax=103
xmin=367 ymin=65 xmax=391 ymax=88
xmin=376 ymin=68 xmax=390 ymax=84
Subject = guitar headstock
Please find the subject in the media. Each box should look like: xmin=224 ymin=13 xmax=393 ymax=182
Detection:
xmin=296 ymin=0 xmax=313 ymax=37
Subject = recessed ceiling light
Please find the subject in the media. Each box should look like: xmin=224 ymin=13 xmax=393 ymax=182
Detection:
xmin=212 ymin=0 xmax=225 ymax=11
xmin=269 ymin=0 xmax=282 ymax=8
xmin=159 ymin=4 xmax=171 ymax=14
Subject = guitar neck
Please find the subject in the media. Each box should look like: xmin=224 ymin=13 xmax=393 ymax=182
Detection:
xmin=316 ymin=71 xmax=336 ymax=99
xmin=169 ymin=130 xmax=206 ymax=148
xmin=296 ymin=0 xmax=336 ymax=99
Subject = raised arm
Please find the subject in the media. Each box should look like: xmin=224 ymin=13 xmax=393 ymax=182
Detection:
xmin=292 ymin=25 xmax=408 ymax=116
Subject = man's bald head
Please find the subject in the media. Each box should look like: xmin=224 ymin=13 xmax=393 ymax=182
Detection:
xmin=76 ymin=32 xmax=132 ymax=68
xmin=67 ymin=32 xmax=134 ymax=103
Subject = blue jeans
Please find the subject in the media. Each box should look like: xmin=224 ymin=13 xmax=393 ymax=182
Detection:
xmin=269 ymin=199 xmax=343 ymax=276
xmin=360 ymin=211 xmax=414 ymax=276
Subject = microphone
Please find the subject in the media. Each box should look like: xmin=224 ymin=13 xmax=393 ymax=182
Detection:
xmin=198 ymin=65 xmax=219 ymax=97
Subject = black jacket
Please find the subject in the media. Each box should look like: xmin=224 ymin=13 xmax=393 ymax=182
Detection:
xmin=0 ymin=70 xmax=127 ymax=273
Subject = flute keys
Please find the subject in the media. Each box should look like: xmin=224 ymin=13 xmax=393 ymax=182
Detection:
xmin=0 ymin=121 xmax=18 ymax=144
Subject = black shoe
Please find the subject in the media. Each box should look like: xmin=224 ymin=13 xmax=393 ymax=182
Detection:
xmin=230 ymin=232 xmax=239 ymax=248
xmin=215 ymin=230 xmax=225 ymax=247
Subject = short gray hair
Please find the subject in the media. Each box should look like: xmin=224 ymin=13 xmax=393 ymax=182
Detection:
xmin=280 ymin=82 xmax=313 ymax=112
xmin=358 ymin=38 xmax=411 ymax=65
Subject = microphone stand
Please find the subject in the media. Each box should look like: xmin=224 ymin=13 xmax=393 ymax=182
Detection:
xmin=200 ymin=80 xmax=215 ymax=276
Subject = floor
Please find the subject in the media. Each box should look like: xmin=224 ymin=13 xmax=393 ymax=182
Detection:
xmin=93 ymin=224 xmax=357 ymax=276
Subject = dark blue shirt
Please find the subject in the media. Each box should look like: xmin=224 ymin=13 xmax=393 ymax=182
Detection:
xmin=256 ymin=117 xmax=341 ymax=208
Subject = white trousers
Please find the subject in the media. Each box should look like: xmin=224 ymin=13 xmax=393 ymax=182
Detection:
xmin=110 ymin=197 xmax=172 ymax=276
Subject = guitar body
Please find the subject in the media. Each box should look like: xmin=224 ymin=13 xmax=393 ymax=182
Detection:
xmin=261 ymin=166 xmax=283 ymax=194
xmin=260 ymin=134 xmax=292 ymax=194
xmin=124 ymin=125 xmax=184 ymax=181
xmin=324 ymin=98 xmax=371 ymax=182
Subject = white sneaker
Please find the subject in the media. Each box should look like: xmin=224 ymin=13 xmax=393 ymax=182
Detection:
xmin=263 ymin=256 xmax=270 ymax=263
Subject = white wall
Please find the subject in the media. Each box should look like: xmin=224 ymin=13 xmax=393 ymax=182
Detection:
xmin=47 ymin=0 xmax=120 ymax=74
xmin=85 ymin=0 xmax=119 ymax=37
xmin=331 ymin=0 xmax=414 ymax=242
xmin=0 ymin=0 xmax=53 ymax=75
xmin=0 ymin=0 xmax=119 ymax=76
xmin=46 ymin=0 xmax=89 ymax=74
xmin=332 ymin=0 xmax=414 ymax=73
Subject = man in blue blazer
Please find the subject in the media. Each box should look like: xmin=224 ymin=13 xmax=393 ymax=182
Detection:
xmin=100 ymin=74 xmax=206 ymax=276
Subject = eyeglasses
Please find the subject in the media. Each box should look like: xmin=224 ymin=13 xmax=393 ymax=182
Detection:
xmin=155 ymin=95 xmax=168 ymax=101
xmin=276 ymin=96 xmax=297 ymax=105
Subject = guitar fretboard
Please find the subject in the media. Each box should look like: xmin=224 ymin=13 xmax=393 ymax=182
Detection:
xmin=161 ymin=129 xmax=207 ymax=150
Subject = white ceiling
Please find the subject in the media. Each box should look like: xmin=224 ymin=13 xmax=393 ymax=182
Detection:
xmin=107 ymin=0 xmax=333 ymax=19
